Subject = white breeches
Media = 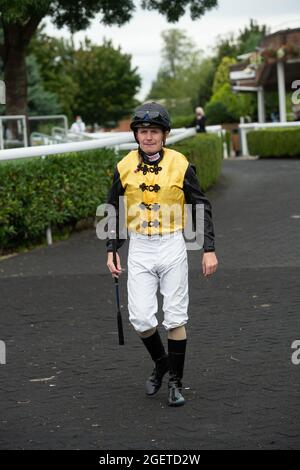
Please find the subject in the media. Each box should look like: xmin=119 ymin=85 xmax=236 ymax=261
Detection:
xmin=127 ymin=230 xmax=189 ymax=333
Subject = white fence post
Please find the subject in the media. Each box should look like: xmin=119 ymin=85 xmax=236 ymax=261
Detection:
xmin=240 ymin=127 xmax=249 ymax=156
xmin=46 ymin=225 xmax=53 ymax=246
xmin=222 ymin=129 xmax=228 ymax=159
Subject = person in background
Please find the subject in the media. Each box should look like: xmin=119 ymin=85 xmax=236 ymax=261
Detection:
xmin=187 ymin=106 xmax=206 ymax=133
xmin=70 ymin=115 xmax=86 ymax=134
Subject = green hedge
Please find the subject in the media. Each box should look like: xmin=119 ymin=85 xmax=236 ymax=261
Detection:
xmin=0 ymin=134 xmax=222 ymax=253
xmin=171 ymin=133 xmax=223 ymax=191
xmin=171 ymin=114 xmax=194 ymax=128
xmin=0 ymin=149 xmax=116 ymax=252
xmin=247 ymin=127 xmax=300 ymax=157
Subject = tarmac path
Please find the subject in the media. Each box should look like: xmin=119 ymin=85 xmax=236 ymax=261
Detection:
xmin=0 ymin=158 xmax=299 ymax=449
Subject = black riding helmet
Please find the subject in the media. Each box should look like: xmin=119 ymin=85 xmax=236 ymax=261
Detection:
xmin=130 ymin=102 xmax=171 ymax=132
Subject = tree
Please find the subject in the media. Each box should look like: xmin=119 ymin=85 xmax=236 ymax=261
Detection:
xmin=206 ymin=19 xmax=269 ymax=124
xmin=206 ymin=83 xmax=255 ymax=124
xmin=237 ymin=19 xmax=269 ymax=56
xmin=213 ymin=18 xmax=268 ymax=66
xmin=212 ymin=56 xmax=237 ymax=94
xmin=27 ymin=27 xmax=78 ymax=120
xmin=0 ymin=0 xmax=218 ymax=117
xmin=72 ymin=39 xmax=140 ymax=126
xmin=147 ymin=28 xmax=215 ymax=116
xmin=205 ymin=100 xmax=236 ymax=125
xmin=193 ymin=57 xmax=217 ymax=107
xmin=28 ymin=31 xmax=140 ymax=124
xmin=206 ymin=57 xmax=256 ymax=124
xmin=212 ymin=33 xmax=238 ymax=66
xmin=27 ymin=54 xmax=61 ymax=116
xmin=160 ymin=29 xmax=199 ymax=79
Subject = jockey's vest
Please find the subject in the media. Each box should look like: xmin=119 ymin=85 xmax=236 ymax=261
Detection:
xmin=117 ymin=148 xmax=189 ymax=235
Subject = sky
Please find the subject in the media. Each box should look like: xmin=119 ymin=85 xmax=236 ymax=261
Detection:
xmin=45 ymin=0 xmax=300 ymax=100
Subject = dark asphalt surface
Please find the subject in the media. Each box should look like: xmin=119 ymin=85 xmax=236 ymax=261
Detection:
xmin=0 ymin=158 xmax=300 ymax=450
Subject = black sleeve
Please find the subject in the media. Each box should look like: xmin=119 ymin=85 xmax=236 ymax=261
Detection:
xmin=183 ymin=163 xmax=216 ymax=252
xmin=105 ymin=166 xmax=126 ymax=253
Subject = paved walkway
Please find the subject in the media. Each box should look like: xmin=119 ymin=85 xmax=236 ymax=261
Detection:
xmin=0 ymin=158 xmax=300 ymax=450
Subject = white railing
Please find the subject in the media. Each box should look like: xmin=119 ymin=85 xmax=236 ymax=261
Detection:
xmin=0 ymin=114 xmax=69 ymax=150
xmin=51 ymin=126 xmax=70 ymax=142
xmin=117 ymin=128 xmax=197 ymax=151
xmin=29 ymin=114 xmax=69 ymax=133
xmin=0 ymin=125 xmax=224 ymax=161
xmin=50 ymin=126 xmax=95 ymax=143
xmin=239 ymin=121 xmax=300 ymax=156
xmin=30 ymin=132 xmax=64 ymax=146
xmin=0 ymin=133 xmax=135 ymax=161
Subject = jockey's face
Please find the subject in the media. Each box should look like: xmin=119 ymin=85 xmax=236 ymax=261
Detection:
xmin=136 ymin=127 xmax=165 ymax=154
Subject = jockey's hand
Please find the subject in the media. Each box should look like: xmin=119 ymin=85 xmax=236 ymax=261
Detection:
xmin=202 ymin=252 xmax=218 ymax=277
xmin=107 ymin=252 xmax=122 ymax=278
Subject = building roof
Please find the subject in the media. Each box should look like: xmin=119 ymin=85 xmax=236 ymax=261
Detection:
xmin=229 ymin=27 xmax=300 ymax=91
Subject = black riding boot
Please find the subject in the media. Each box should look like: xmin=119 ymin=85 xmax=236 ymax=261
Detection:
xmin=141 ymin=329 xmax=169 ymax=396
xmin=168 ymin=338 xmax=187 ymax=407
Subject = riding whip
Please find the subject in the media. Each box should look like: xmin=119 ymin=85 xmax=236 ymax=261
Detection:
xmin=112 ymin=238 xmax=125 ymax=345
